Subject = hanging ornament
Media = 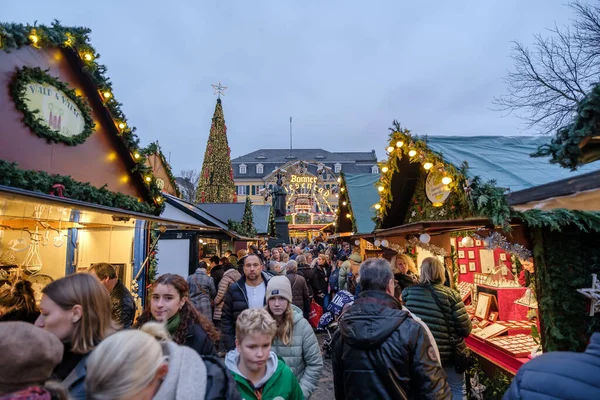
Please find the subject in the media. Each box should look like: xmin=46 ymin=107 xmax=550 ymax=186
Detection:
xmin=419 ymin=233 xmax=431 ymax=244
xmin=577 ymin=274 xmax=600 ymax=316
xmin=354 ymin=240 xmax=360 ymax=246
xmin=374 ymin=239 xmax=381 ymax=247
xmin=381 ymin=239 xmax=389 ymax=247
xmin=461 ymin=237 xmax=474 ymax=247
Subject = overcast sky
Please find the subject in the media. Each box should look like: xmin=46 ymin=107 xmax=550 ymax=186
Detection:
xmin=3 ymin=1 xmax=581 ymax=172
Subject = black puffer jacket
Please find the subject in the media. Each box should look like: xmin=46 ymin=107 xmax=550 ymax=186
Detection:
xmin=297 ymin=263 xmax=315 ymax=297
xmin=221 ymin=272 xmax=271 ymax=351
xmin=402 ymin=282 xmax=472 ymax=363
xmin=332 ymin=290 xmax=450 ymax=400
xmin=110 ymin=279 xmax=136 ymax=329
xmin=184 ymin=322 xmax=217 ymax=357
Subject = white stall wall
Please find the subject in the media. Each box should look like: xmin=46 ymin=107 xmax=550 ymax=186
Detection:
xmin=77 ymin=229 xmax=135 ymax=284
xmin=157 ymin=238 xmax=190 ymax=279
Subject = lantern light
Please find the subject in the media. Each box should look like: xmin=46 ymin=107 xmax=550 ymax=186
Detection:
xmin=381 ymin=166 xmax=389 ymax=173
xmin=145 ymin=176 xmax=152 ymax=182
xmin=29 ymin=33 xmax=39 ymax=44
xmin=83 ymin=53 xmax=94 ymax=61
xmin=155 ymin=197 xmax=162 ymax=203
xmin=342 ymin=201 xmax=347 ymax=206
xmin=118 ymin=122 xmax=126 ymax=130
xmin=133 ymin=152 xmax=140 ymax=159
xmin=423 ymin=162 xmax=433 ymax=170
xmin=419 ymin=233 xmax=431 ymax=244
xmin=387 ymin=146 xmax=394 ymax=153
xmin=374 ymin=203 xmax=381 ymax=210
xmin=346 ymin=213 xmax=351 ymax=218
xmin=337 ymin=177 xmax=341 ymax=183
xmin=442 ymin=176 xmax=452 ymax=185
xmin=378 ymin=186 xmax=384 ymax=192
xmin=340 ymin=187 xmax=345 ymax=192
xmin=396 ymin=141 xmax=404 ymax=148
xmin=408 ymin=150 xmax=417 ymax=157
xmin=102 ymin=91 xmax=112 ymax=99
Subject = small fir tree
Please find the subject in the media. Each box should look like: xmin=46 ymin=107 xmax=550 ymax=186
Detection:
xmin=268 ymin=206 xmax=276 ymax=237
xmin=241 ymin=196 xmax=257 ymax=237
xmin=195 ymin=98 xmax=236 ymax=203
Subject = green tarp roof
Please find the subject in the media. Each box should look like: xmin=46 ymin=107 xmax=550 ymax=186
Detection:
xmin=424 ymin=136 xmax=600 ymax=192
xmin=345 ymin=174 xmax=380 ymax=234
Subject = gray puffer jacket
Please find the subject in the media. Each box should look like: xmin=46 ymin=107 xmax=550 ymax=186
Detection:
xmin=272 ymin=305 xmax=323 ymax=399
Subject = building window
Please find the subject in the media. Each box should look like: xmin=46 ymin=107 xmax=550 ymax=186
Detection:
xmin=334 ymin=163 xmax=342 ymax=173
xmin=256 ymin=164 xmax=264 ymax=174
xmin=237 ymin=185 xmax=247 ymax=195
xmin=371 ymin=165 xmax=379 ymax=174
xmin=239 ymin=164 xmax=247 ymax=174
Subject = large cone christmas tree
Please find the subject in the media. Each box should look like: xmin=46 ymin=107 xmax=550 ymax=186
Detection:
xmin=195 ymin=98 xmax=236 ymax=203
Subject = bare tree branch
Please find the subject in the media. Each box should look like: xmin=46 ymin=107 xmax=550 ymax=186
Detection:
xmin=493 ymin=1 xmax=600 ymax=135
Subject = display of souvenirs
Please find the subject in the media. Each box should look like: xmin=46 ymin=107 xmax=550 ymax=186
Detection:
xmin=487 ymin=334 xmax=539 ymax=358
xmin=457 ymin=281 xmax=473 ymax=302
xmin=514 ymin=288 xmax=538 ymax=308
xmin=474 ymin=273 xmax=488 ymax=285
xmin=472 ymin=322 xmax=509 ymax=340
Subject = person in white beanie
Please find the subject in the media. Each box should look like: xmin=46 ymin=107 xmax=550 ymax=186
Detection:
xmin=265 ymin=276 xmax=323 ymax=399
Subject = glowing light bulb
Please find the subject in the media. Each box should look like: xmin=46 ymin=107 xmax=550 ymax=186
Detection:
xmin=133 ymin=153 xmax=140 ymax=159
xmin=29 ymin=34 xmax=39 ymax=44
xmin=423 ymin=162 xmax=433 ymax=170
xmin=340 ymin=187 xmax=345 ymax=192
xmin=102 ymin=91 xmax=112 ymax=99
xmin=396 ymin=141 xmax=404 ymax=147
xmin=83 ymin=53 xmax=93 ymax=61
xmin=374 ymin=203 xmax=381 ymax=210
xmin=342 ymin=201 xmax=347 ymax=206
xmin=442 ymin=176 xmax=452 ymax=185
xmin=155 ymin=197 xmax=162 ymax=203
xmin=381 ymin=166 xmax=389 ymax=173
xmin=118 ymin=122 xmax=126 ymax=130
xmin=378 ymin=186 xmax=384 ymax=192
xmin=387 ymin=146 xmax=394 ymax=153
xmin=408 ymin=150 xmax=417 ymax=157
xmin=337 ymin=177 xmax=341 ymax=183
xmin=346 ymin=213 xmax=351 ymax=218
xmin=145 ymin=176 xmax=152 ymax=182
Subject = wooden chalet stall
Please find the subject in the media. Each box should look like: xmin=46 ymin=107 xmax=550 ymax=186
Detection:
xmin=369 ymin=123 xmax=600 ymax=394
xmin=0 ymin=22 xmax=219 ymax=305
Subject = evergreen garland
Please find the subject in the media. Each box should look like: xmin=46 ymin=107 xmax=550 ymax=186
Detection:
xmin=141 ymin=142 xmax=181 ymax=197
xmin=268 ymin=206 xmax=276 ymax=237
xmin=0 ymin=160 xmax=162 ymax=215
xmin=0 ymin=21 xmax=165 ymax=210
xmin=533 ymin=82 xmax=600 ymax=170
xmin=195 ymin=99 xmax=236 ymax=203
xmin=10 ymin=66 xmax=95 ymax=145
xmin=148 ymin=229 xmax=159 ymax=283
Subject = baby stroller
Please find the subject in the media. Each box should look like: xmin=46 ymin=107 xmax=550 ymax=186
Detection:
xmin=317 ymin=290 xmax=354 ymax=358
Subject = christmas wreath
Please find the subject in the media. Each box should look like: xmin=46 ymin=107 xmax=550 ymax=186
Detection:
xmin=10 ymin=66 xmax=95 ymax=146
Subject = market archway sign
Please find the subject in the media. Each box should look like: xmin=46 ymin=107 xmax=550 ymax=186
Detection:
xmin=11 ymin=67 xmax=95 ymax=145
xmin=425 ymin=171 xmax=451 ymax=207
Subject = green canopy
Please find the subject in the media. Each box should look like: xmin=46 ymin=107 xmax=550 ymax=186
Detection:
xmin=344 ymin=174 xmax=380 ymax=234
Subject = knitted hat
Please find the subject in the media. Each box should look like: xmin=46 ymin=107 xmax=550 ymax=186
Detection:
xmin=266 ymin=276 xmax=293 ymax=303
xmin=0 ymin=322 xmax=64 ymax=394
xmin=349 ymin=253 xmax=362 ymax=263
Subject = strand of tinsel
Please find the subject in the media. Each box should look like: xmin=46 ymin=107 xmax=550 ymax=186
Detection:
xmin=473 ymin=231 xmax=532 ymax=260
xmin=407 ymin=237 xmax=447 ymax=257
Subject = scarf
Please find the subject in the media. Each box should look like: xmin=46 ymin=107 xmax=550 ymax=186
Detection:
xmin=165 ymin=313 xmax=181 ymax=336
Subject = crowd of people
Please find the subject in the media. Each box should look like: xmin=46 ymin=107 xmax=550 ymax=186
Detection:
xmin=0 ymin=238 xmax=599 ymax=399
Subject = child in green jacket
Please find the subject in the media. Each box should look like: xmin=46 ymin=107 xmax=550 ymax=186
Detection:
xmin=225 ymin=308 xmax=303 ymax=400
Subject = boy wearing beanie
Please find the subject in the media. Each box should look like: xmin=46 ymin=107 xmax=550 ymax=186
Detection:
xmin=225 ymin=308 xmax=303 ymax=400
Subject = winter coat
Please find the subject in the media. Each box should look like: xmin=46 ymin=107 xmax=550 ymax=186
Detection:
xmin=184 ymin=322 xmax=217 ymax=357
xmin=272 ymin=305 xmax=323 ymax=399
xmin=110 ymin=279 xmax=136 ymax=329
xmin=60 ymin=352 xmax=89 ymax=400
xmin=329 ymin=267 xmax=340 ymax=292
xmin=221 ymin=272 xmax=271 ymax=351
xmin=297 ymin=263 xmax=315 ymax=297
xmin=225 ymin=350 xmax=303 ymax=400
xmin=402 ymin=282 xmax=472 ymax=363
xmin=394 ymin=272 xmax=418 ymax=299
xmin=213 ymin=268 xmax=242 ymax=321
xmin=338 ymin=260 xmax=351 ymax=291
xmin=187 ymin=269 xmax=216 ymax=319
xmin=503 ymin=332 xmax=600 ymax=400
xmin=332 ymin=290 xmax=450 ymax=400
xmin=311 ymin=264 xmax=330 ymax=298
xmin=210 ymin=264 xmax=225 ymax=289
xmin=286 ymin=272 xmax=311 ymax=318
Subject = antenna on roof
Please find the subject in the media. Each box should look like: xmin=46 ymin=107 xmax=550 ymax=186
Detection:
xmin=289 ymin=116 xmax=293 ymax=155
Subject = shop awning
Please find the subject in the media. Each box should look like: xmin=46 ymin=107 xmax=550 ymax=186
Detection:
xmin=373 ymin=218 xmax=498 ymax=238
xmin=0 ymin=185 xmax=225 ymax=234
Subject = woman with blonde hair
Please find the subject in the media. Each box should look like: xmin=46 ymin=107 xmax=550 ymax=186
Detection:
xmin=86 ymin=322 xmax=241 ymax=400
xmin=34 ymin=273 xmax=117 ymax=400
xmin=390 ymin=253 xmax=419 ymax=296
xmin=402 ymin=257 xmax=472 ymax=400
xmin=265 ymin=277 xmax=322 ymax=399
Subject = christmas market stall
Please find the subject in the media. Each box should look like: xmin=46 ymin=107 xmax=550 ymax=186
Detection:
xmin=370 ymin=122 xmax=600 ymax=394
xmin=335 ymin=172 xmax=391 ymax=259
xmin=0 ymin=21 xmax=222 ymax=306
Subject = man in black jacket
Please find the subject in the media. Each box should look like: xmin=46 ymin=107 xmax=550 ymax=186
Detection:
xmin=332 ymin=258 xmax=450 ymax=400
xmin=89 ymin=263 xmax=136 ymax=329
xmin=209 ymin=255 xmax=224 ymax=289
xmin=221 ymin=254 xmax=271 ymax=351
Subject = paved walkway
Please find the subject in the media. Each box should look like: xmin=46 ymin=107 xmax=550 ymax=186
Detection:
xmin=311 ymin=332 xmax=335 ymax=400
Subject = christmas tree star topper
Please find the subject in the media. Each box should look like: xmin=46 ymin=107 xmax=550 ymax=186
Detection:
xmin=577 ymin=274 xmax=600 ymax=316
xmin=211 ymin=82 xmax=227 ymax=99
